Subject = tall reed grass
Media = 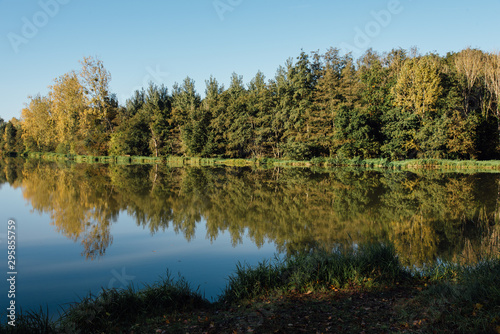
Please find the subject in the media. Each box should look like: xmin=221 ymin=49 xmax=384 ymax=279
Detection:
xmin=1 ymin=242 xmax=499 ymax=333
xmin=221 ymin=243 xmax=408 ymax=303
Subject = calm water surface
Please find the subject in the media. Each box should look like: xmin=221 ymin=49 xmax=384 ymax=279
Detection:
xmin=0 ymin=158 xmax=499 ymax=318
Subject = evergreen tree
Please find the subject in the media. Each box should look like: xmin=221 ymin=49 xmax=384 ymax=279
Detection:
xmin=225 ymin=73 xmax=251 ymax=157
xmin=268 ymin=64 xmax=292 ymax=158
xmin=283 ymin=52 xmax=318 ymax=159
xmin=381 ymin=107 xmax=420 ymax=159
xmin=143 ymin=83 xmax=171 ymax=157
xmin=312 ymin=48 xmax=346 ymax=156
xmin=201 ymin=76 xmax=224 ymax=156
xmin=172 ymin=77 xmax=201 ymax=155
xmin=247 ymin=71 xmax=274 ymax=157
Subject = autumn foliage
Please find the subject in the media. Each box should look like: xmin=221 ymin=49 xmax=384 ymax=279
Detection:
xmin=8 ymin=48 xmax=500 ymax=160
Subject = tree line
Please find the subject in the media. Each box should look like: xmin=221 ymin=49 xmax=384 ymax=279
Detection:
xmin=4 ymin=47 xmax=500 ymax=160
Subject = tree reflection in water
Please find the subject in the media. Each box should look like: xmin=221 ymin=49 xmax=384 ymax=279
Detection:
xmin=1 ymin=157 xmax=498 ymax=265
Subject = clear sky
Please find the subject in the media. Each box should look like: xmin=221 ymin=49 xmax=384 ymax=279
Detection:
xmin=1 ymin=0 xmax=499 ymax=122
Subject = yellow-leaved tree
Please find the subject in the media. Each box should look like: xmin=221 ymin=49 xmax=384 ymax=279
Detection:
xmin=485 ymin=52 xmax=500 ymax=140
xmin=21 ymin=94 xmax=55 ymax=151
xmin=21 ymin=56 xmax=116 ymax=155
xmin=392 ymin=56 xmax=443 ymax=119
xmin=50 ymin=71 xmax=87 ymax=154
xmin=78 ymin=56 xmax=117 ymax=155
xmin=454 ymin=48 xmax=485 ymax=116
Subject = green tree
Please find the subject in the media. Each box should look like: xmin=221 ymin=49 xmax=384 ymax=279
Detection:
xmin=142 ymin=83 xmax=171 ymax=157
xmin=334 ymin=106 xmax=380 ymax=158
xmin=201 ymin=76 xmax=224 ymax=156
xmin=109 ymin=89 xmax=150 ymax=156
xmin=247 ymin=71 xmax=274 ymax=157
xmin=381 ymin=107 xmax=420 ymax=159
xmin=0 ymin=118 xmax=5 ymax=151
xmin=172 ymin=77 xmax=201 ymax=155
xmin=328 ymin=53 xmax=365 ymax=157
xmin=312 ymin=48 xmax=347 ymax=156
xmin=109 ymin=110 xmax=151 ymax=156
xmin=268 ymin=64 xmax=292 ymax=158
xmin=283 ymin=52 xmax=319 ymax=159
xmin=356 ymin=49 xmax=391 ymax=156
xmin=2 ymin=122 xmax=17 ymax=152
xmin=225 ymin=73 xmax=251 ymax=157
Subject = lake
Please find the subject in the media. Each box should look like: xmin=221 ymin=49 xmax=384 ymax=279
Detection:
xmin=1 ymin=158 xmax=499 ymax=319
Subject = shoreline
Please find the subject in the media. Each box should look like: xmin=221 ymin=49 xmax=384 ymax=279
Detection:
xmin=1 ymin=244 xmax=499 ymax=333
xmin=12 ymin=151 xmax=500 ymax=172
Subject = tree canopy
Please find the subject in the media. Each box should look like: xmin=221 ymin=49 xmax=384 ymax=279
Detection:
xmin=7 ymin=48 xmax=500 ymax=160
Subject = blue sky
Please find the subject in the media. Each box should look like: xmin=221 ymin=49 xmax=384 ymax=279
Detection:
xmin=0 ymin=0 xmax=499 ymax=122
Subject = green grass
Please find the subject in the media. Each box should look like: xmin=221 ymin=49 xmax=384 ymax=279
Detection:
xmin=1 ymin=243 xmax=499 ymax=333
xmin=401 ymin=258 xmax=500 ymax=333
xmin=1 ymin=306 xmax=54 ymax=334
xmin=58 ymin=271 xmax=208 ymax=333
xmin=0 ymin=271 xmax=208 ymax=334
xmin=221 ymin=243 xmax=408 ymax=303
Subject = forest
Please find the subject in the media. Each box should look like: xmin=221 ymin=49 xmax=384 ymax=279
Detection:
xmin=2 ymin=47 xmax=500 ymax=160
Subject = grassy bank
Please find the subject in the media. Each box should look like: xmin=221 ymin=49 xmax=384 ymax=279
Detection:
xmin=2 ymin=243 xmax=499 ymax=333
xmin=21 ymin=151 xmax=500 ymax=171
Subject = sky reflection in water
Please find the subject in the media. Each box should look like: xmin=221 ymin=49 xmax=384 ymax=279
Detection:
xmin=0 ymin=159 xmax=499 ymax=318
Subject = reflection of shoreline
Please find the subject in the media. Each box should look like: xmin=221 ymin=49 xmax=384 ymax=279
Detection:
xmin=25 ymin=152 xmax=500 ymax=172
xmin=1 ymin=157 xmax=499 ymax=265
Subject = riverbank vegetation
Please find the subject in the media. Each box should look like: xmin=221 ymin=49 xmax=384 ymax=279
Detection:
xmin=2 ymin=47 xmax=500 ymax=161
xmin=2 ymin=243 xmax=499 ymax=333
xmin=23 ymin=150 xmax=500 ymax=171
